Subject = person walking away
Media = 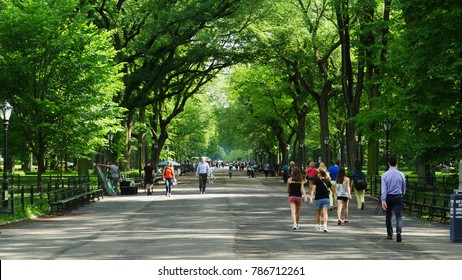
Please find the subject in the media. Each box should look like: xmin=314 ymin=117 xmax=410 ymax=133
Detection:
xmin=305 ymin=161 xmax=317 ymax=187
xmin=318 ymin=162 xmax=333 ymax=210
xmin=196 ymin=157 xmax=210 ymax=194
xmin=287 ymin=167 xmax=308 ymax=230
xmin=263 ymin=163 xmax=270 ymax=179
xmin=351 ymin=160 xmax=367 ymax=210
xmin=381 ymin=155 xmax=406 ymax=242
xmin=143 ymin=161 xmax=155 ymax=195
xmin=335 ymin=167 xmax=351 ymax=225
xmin=310 ymin=169 xmax=333 ymax=232
xmin=163 ymin=161 xmax=175 ymax=197
xmin=247 ymin=164 xmax=254 ymax=178
xmin=97 ymin=161 xmax=120 ymax=194
xmin=328 ymin=160 xmax=341 ymax=210
xmin=282 ymin=163 xmax=289 ymax=183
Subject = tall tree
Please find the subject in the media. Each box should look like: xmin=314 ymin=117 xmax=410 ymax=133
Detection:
xmin=89 ymin=0 xmax=266 ymax=169
xmin=390 ymin=0 xmax=462 ymax=175
xmin=0 ymin=0 xmax=123 ymax=180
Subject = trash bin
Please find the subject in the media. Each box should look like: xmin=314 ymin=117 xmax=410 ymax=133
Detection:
xmin=450 ymin=194 xmax=462 ymax=242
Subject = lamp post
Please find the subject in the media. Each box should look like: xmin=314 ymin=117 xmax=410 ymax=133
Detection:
xmin=138 ymin=142 xmax=143 ymax=177
xmin=324 ymin=136 xmax=330 ymax=164
xmin=108 ymin=131 xmax=114 ymax=163
xmin=383 ymin=119 xmax=392 ymax=170
xmin=1 ymin=101 xmax=13 ymax=210
xmin=286 ymin=144 xmax=290 ymax=164
xmin=166 ymin=146 xmax=170 ymax=161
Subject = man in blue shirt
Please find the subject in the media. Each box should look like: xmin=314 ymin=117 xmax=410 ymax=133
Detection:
xmin=327 ymin=160 xmax=341 ymax=210
xmin=381 ymin=155 xmax=406 ymax=242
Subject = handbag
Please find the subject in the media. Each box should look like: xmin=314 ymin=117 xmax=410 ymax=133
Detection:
xmin=321 ymin=179 xmax=331 ymax=192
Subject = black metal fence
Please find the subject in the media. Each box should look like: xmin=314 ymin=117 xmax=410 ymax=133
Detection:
xmin=1 ymin=174 xmax=93 ymax=216
xmin=366 ymin=174 xmax=457 ymax=222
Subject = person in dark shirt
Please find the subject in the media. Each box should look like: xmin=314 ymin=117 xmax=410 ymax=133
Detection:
xmin=310 ymin=169 xmax=334 ymax=232
xmin=287 ymin=167 xmax=308 ymax=230
xmin=143 ymin=161 xmax=155 ymax=195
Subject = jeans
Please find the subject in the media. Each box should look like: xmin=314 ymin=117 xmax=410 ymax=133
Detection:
xmin=165 ymin=178 xmax=173 ymax=194
xmin=385 ymin=194 xmax=403 ymax=237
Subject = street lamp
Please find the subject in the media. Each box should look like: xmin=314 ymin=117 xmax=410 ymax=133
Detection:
xmin=138 ymin=142 xmax=143 ymax=177
xmin=1 ymin=101 xmax=13 ymax=210
xmin=108 ymin=131 xmax=114 ymax=163
xmin=383 ymin=119 xmax=392 ymax=170
xmin=324 ymin=136 xmax=330 ymax=164
xmin=286 ymin=144 xmax=290 ymax=164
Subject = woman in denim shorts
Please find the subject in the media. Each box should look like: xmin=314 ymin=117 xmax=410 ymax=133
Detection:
xmin=310 ymin=169 xmax=333 ymax=232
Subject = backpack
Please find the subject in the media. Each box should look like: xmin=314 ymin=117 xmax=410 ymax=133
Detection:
xmin=354 ymin=172 xmax=367 ymax=190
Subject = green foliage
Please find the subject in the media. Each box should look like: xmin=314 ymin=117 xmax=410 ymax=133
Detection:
xmin=383 ymin=0 xmax=462 ymax=165
xmin=0 ymin=0 xmax=125 ymax=173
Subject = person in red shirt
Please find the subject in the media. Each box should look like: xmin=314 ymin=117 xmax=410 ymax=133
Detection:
xmin=305 ymin=161 xmax=317 ymax=186
xmin=163 ymin=161 xmax=176 ymax=197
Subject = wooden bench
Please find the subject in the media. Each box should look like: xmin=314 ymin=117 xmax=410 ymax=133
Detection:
xmin=48 ymin=183 xmax=103 ymax=214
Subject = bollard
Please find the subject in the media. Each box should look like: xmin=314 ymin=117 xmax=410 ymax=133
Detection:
xmin=459 ymin=159 xmax=462 ymax=192
xmin=450 ymin=159 xmax=462 ymax=242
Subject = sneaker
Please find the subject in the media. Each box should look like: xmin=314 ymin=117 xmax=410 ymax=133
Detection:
xmin=397 ymin=232 xmax=402 ymax=243
xmin=344 ymin=219 xmax=348 ymax=224
xmin=292 ymin=224 xmax=298 ymax=230
xmin=338 ymin=219 xmax=342 ymax=225
xmin=387 ymin=236 xmax=393 ymax=240
xmin=315 ymin=224 xmax=322 ymax=231
xmin=323 ymin=225 xmax=329 ymax=233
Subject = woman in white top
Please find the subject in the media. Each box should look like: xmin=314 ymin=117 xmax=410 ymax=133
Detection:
xmin=336 ymin=167 xmax=351 ymax=225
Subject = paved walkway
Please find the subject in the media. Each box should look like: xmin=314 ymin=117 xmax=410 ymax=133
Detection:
xmin=0 ymin=168 xmax=461 ymax=260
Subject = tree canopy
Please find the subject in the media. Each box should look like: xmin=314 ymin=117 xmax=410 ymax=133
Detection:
xmin=0 ymin=0 xmax=461 ymax=177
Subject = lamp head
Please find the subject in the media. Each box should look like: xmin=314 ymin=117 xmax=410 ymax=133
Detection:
xmin=0 ymin=101 xmax=13 ymax=122
xmin=383 ymin=119 xmax=392 ymax=131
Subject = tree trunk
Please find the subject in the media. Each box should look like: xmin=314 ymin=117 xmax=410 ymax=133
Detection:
xmin=123 ymin=110 xmax=135 ymax=171
xmin=78 ymin=158 xmax=90 ymax=177
xmin=297 ymin=112 xmax=306 ymax=169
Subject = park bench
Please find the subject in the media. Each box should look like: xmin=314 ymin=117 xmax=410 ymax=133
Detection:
xmin=403 ymin=189 xmax=418 ymax=216
xmin=409 ymin=191 xmax=450 ymax=223
xmin=427 ymin=192 xmax=450 ymax=223
xmin=48 ymin=183 xmax=103 ymax=214
xmin=120 ymin=177 xmax=143 ymax=195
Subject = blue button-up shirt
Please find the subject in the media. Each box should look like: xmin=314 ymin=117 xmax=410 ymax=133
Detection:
xmin=196 ymin=162 xmax=210 ymax=175
xmin=381 ymin=167 xmax=406 ymax=203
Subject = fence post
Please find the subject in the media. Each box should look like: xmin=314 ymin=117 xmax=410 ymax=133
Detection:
xmin=30 ymin=185 xmax=34 ymax=206
xmin=10 ymin=186 xmax=14 ymax=215
xmin=39 ymin=183 xmax=43 ymax=209
xmin=21 ymin=185 xmax=25 ymax=212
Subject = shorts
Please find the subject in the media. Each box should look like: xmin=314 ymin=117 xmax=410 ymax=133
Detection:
xmin=145 ymin=178 xmax=154 ymax=184
xmin=289 ymin=196 xmax=302 ymax=206
xmin=337 ymin=196 xmax=349 ymax=202
xmin=315 ymin=198 xmax=330 ymax=209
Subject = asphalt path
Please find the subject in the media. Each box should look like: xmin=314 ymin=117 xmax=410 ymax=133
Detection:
xmin=0 ymin=168 xmax=461 ymax=260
